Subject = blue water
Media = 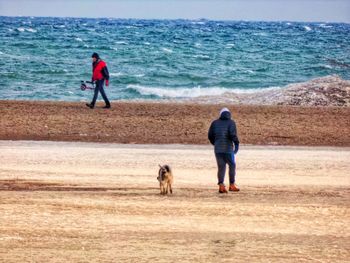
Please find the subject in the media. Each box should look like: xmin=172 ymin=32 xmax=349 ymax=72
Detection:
xmin=0 ymin=16 xmax=349 ymax=101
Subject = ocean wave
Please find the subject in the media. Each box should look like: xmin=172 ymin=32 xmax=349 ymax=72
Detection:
xmin=125 ymin=76 xmax=350 ymax=107
xmin=323 ymin=65 xmax=333 ymax=69
xmin=191 ymin=21 xmax=206 ymax=25
xmin=304 ymin=26 xmax=312 ymax=31
xmin=110 ymin=72 xmax=145 ymax=78
xmin=16 ymin=27 xmax=37 ymax=33
xmin=252 ymin=32 xmax=268 ymax=36
xmin=319 ymin=24 xmax=333 ymax=28
xmin=161 ymin=47 xmax=173 ymax=53
xmin=110 ymin=72 xmax=124 ymax=77
xmin=193 ymin=54 xmax=210 ymax=60
xmin=126 ymin=85 xmax=280 ymax=98
xmin=26 ymin=28 xmax=37 ymax=33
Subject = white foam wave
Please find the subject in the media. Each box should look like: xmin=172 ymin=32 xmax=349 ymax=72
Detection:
xmin=191 ymin=21 xmax=206 ymax=25
xmin=319 ymin=24 xmax=333 ymax=28
xmin=304 ymin=26 xmax=312 ymax=31
xmin=116 ymin=41 xmax=127 ymax=45
xmin=17 ymin=27 xmax=37 ymax=33
xmin=75 ymin=37 xmax=83 ymax=42
xmin=135 ymin=74 xmax=145 ymax=77
xmin=110 ymin=72 xmax=124 ymax=77
xmin=0 ymin=51 xmax=4 ymax=55
xmin=127 ymin=85 xmax=281 ymax=98
xmin=193 ymin=54 xmax=210 ymax=59
xmin=27 ymin=28 xmax=37 ymax=32
xmin=161 ymin=47 xmax=173 ymax=53
xmin=252 ymin=32 xmax=268 ymax=36
xmin=110 ymin=72 xmax=144 ymax=77
xmin=144 ymin=42 xmax=151 ymax=45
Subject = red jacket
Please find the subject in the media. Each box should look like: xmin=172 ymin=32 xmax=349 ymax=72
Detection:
xmin=92 ymin=60 xmax=109 ymax=81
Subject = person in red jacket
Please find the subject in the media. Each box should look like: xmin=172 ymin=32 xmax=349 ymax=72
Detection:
xmin=86 ymin=52 xmax=111 ymax=109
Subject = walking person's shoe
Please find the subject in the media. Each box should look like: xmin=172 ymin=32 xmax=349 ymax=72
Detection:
xmin=103 ymin=104 xmax=111 ymax=109
xmin=86 ymin=103 xmax=94 ymax=109
xmin=218 ymin=184 xmax=228 ymax=194
xmin=229 ymin=184 xmax=240 ymax=192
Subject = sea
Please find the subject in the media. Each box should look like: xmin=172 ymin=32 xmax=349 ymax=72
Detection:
xmin=0 ymin=16 xmax=349 ymax=102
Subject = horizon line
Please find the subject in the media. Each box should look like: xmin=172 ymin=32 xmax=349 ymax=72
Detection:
xmin=1 ymin=15 xmax=349 ymax=25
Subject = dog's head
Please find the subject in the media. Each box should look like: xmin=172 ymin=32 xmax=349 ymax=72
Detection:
xmin=157 ymin=164 xmax=171 ymax=182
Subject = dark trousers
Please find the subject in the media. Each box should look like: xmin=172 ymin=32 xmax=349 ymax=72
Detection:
xmin=215 ymin=153 xmax=236 ymax=185
xmin=91 ymin=79 xmax=110 ymax=106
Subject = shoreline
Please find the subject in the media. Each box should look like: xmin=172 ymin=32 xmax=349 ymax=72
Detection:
xmin=1 ymin=100 xmax=350 ymax=146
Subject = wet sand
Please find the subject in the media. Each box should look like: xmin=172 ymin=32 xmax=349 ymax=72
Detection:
xmin=0 ymin=141 xmax=349 ymax=262
xmin=1 ymin=100 xmax=350 ymax=146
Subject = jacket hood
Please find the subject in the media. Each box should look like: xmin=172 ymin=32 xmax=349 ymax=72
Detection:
xmin=220 ymin=111 xmax=231 ymax=120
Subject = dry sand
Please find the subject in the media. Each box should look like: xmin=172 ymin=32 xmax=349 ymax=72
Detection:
xmin=0 ymin=141 xmax=349 ymax=262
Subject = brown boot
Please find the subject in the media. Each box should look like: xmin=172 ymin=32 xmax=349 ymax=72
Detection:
xmin=229 ymin=184 xmax=240 ymax=192
xmin=219 ymin=184 xmax=228 ymax=194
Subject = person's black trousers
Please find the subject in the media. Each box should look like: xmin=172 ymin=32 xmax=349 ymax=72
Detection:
xmin=215 ymin=152 xmax=236 ymax=185
xmin=91 ymin=79 xmax=110 ymax=106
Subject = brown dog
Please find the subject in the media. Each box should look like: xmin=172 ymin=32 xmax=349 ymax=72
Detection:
xmin=157 ymin=164 xmax=173 ymax=195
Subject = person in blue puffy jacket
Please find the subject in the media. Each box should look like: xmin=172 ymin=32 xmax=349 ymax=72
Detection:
xmin=208 ymin=107 xmax=240 ymax=193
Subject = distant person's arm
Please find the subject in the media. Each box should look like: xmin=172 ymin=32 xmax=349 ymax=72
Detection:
xmin=102 ymin=65 xmax=110 ymax=86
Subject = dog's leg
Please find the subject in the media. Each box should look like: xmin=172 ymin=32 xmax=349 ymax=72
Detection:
xmin=169 ymin=182 xmax=172 ymax=194
xmin=166 ymin=182 xmax=169 ymax=194
xmin=160 ymin=182 xmax=164 ymax=195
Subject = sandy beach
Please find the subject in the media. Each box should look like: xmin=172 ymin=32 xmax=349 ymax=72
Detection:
xmin=1 ymin=100 xmax=350 ymax=262
xmin=0 ymin=141 xmax=349 ymax=262
xmin=1 ymin=100 xmax=350 ymax=146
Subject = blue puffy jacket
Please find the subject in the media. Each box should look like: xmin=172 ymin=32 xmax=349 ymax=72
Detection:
xmin=208 ymin=111 xmax=239 ymax=153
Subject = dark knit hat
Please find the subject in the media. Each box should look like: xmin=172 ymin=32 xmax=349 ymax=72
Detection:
xmin=91 ymin=52 xmax=100 ymax=59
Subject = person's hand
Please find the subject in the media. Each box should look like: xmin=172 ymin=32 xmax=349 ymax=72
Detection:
xmin=234 ymin=142 xmax=239 ymax=154
xmin=105 ymin=79 xmax=109 ymax=87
